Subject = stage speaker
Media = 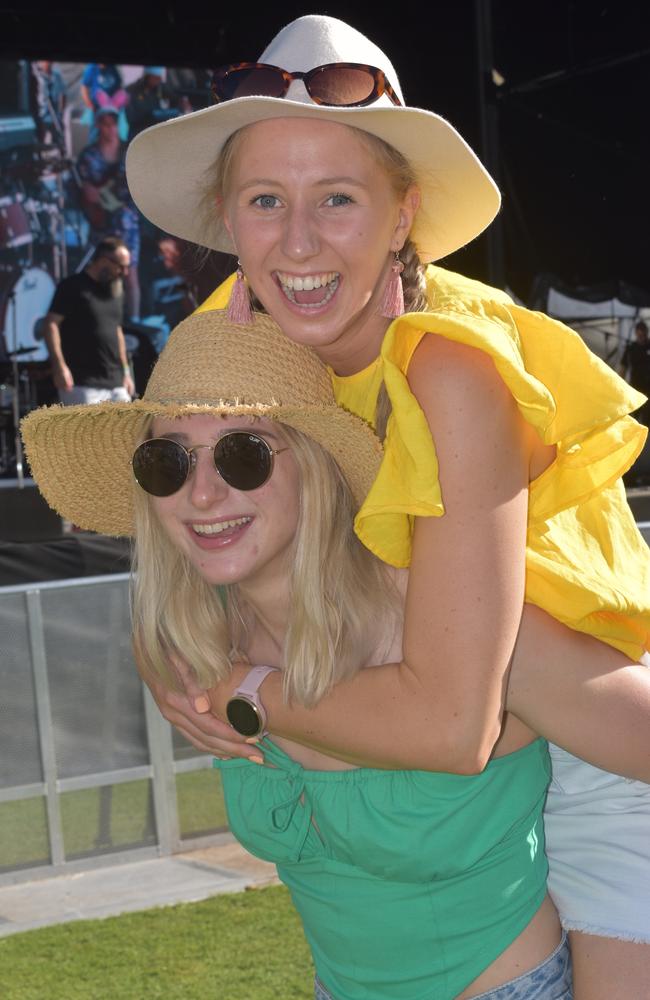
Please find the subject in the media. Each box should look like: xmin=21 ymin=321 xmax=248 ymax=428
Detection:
xmin=0 ymin=484 xmax=63 ymax=542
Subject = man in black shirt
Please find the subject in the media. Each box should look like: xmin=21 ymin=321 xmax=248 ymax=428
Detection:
xmin=43 ymin=237 xmax=135 ymax=404
xmin=621 ymin=320 xmax=650 ymax=426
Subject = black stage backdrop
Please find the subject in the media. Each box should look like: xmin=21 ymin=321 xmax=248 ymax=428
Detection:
xmin=0 ymin=0 xmax=647 ymax=303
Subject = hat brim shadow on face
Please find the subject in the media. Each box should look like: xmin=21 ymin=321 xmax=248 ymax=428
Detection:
xmin=20 ymin=311 xmax=383 ymax=537
xmin=126 ymin=95 xmax=500 ymax=266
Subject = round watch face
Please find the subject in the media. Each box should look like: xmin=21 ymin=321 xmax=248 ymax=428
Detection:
xmin=226 ymin=696 xmax=263 ymax=737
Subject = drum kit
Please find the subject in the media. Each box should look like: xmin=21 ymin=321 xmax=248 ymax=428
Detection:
xmin=0 ymin=143 xmax=88 ymax=480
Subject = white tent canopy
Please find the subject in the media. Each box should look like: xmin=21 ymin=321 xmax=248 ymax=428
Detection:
xmin=530 ymin=274 xmax=650 ymax=365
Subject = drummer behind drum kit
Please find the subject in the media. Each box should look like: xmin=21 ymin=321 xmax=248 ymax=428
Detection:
xmin=0 ymin=137 xmax=90 ymax=481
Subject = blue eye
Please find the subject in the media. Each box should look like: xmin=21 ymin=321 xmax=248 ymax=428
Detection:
xmin=252 ymin=194 xmax=281 ymax=209
xmin=325 ymin=193 xmax=353 ymax=207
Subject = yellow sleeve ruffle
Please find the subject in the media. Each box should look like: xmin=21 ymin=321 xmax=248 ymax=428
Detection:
xmin=352 ymin=274 xmax=649 ymax=656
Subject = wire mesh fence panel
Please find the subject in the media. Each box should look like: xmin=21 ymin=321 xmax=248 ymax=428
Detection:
xmin=60 ymin=779 xmax=156 ymax=861
xmin=0 ymin=591 xmax=51 ymax=872
xmin=176 ymin=769 xmax=228 ymax=840
xmin=0 ymin=575 xmax=229 ymax=879
xmin=42 ymin=580 xmax=148 ymax=780
xmin=0 ymin=797 xmax=50 ymax=873
xmin=0 ymin=592 xmax=43 ymax=788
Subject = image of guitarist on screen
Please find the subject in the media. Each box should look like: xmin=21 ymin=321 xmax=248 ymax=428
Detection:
xmin=77 ymin=106 xmax=140 ymax=319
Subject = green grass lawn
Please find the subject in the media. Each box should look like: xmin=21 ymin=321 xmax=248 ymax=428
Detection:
xmin=0 ymin=885 xmax=314 ymax=1000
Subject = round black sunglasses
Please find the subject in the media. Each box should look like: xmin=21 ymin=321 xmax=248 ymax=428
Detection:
xmin=132 ymin=430 xmax=288 ymax=497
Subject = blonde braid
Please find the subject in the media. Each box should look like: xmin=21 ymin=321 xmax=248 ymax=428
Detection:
xmin=400 ymin=238 xmax=428 ymax=314
xmin=375 ymin=239 xmax=429 ymax=439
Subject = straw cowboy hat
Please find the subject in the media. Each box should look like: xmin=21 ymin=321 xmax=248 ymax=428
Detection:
xmin=21 ymin=310 xmax=383 ymax=537
xmin=126 ymin=14 xmax=500 ymax=263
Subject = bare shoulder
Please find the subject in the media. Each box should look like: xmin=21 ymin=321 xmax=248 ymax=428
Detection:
xmin=410 ymin=334 xmax=553 ymax=485
xmin=408 ymin=332 xmax=514 ymax=416
xmin=407 ymin=333 xmax=527 ymax=473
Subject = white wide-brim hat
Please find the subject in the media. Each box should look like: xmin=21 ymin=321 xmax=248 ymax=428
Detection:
xmin=126 ymin=14 xmax=501 ymax=263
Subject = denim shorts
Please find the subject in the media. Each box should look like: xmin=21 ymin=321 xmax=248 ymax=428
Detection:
xmin=313 ymin=932 xmax=572 ymax=1000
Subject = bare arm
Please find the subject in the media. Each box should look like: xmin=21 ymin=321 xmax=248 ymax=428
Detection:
xmin=509 ymin=604 xmax=650 ymax=782
xmin=144 ymin=600 xmax=650 ymax=781
xmin=43 ymin=311 xmax=73 ymax=391
xmin=80 ymin=84 xmax=93 ymax=110
xmin=207 ymin=338 xmax=531 ymax=773
xmin=115 ymin=326 xmax=135 ymax=397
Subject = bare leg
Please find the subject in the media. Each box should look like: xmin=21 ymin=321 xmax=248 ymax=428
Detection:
xmin=570 ymin=933 xmax=650 ymax=1000
xmin=507 ymin=604 xmax=650 ymax=782
xmin=510 ymin=608 xmax=650 ymax=997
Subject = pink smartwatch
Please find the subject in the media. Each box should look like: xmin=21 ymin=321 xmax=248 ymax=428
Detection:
xmin=225 ymin=665 xmax=280 ymax=738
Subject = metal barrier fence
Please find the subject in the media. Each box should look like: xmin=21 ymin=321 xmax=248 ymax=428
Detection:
xmin=0 ymin=573 xmax=228 ymax=886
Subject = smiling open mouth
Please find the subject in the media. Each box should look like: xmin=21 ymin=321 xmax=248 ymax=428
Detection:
xmin=191 ymin=517 xmax=251 ymax=536
xmin=276 ymin=271 xmax=339 ymax=307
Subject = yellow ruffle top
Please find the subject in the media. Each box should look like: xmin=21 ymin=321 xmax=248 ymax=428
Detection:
xmin=197 ymin=266 xmax=650 ymax=659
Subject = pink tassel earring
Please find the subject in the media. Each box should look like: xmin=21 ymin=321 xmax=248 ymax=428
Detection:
xmin=227 ymin=261 xmax=253 ymax=325
xmin=380 ymin=251 xmax=405 ymax=319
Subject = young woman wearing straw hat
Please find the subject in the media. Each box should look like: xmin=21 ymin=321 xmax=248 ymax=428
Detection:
xmin=22 ymin=309 xmax=570 ymax=1000
xmin=125 ymin=15 xmax=650 ymax=995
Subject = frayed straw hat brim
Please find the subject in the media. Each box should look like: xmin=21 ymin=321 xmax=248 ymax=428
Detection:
xmin=21 ymin=312 xmax=383 ymax=537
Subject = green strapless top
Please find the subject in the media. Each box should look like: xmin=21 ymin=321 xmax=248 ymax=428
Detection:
xmin=213 ymin=737 xmax=550 ymax=1000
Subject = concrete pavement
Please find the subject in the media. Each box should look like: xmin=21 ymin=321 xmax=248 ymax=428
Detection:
xmin=0 ymin=837 xmax=278 ymax=938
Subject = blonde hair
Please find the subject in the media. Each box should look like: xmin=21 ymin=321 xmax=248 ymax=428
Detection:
xmin=131 ymin=421 xmax=399 ymax=707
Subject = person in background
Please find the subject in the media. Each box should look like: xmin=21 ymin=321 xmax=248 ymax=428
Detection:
xmin=77 ymin=107 xmax=141 ymax=319
xmin=30 ymin=61 xmax=66 ymax=147
xmin=80 ymin=63 xmax=129 ymax=141
xmin=42 ymin=235 xmax=134 ymax=404
xmin=621 ymin=320 xmax=650 ymax=425
xmin=125 ymin=67 xmax=182 ymax=139
xmin=81 ymin=63 xmax=128 ymax=112
xmin=165 ymin=67 xmax=213 ymax=112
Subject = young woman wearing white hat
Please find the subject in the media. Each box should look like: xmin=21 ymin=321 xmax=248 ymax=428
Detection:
xmin=125 ymin=15 xmax=650 ymax=996
xmin=22 ymin=310 xmax=569 ymax=1000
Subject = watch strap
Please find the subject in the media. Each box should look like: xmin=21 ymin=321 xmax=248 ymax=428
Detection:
xmin=233 ymin=664 xmax=280 ymax=699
